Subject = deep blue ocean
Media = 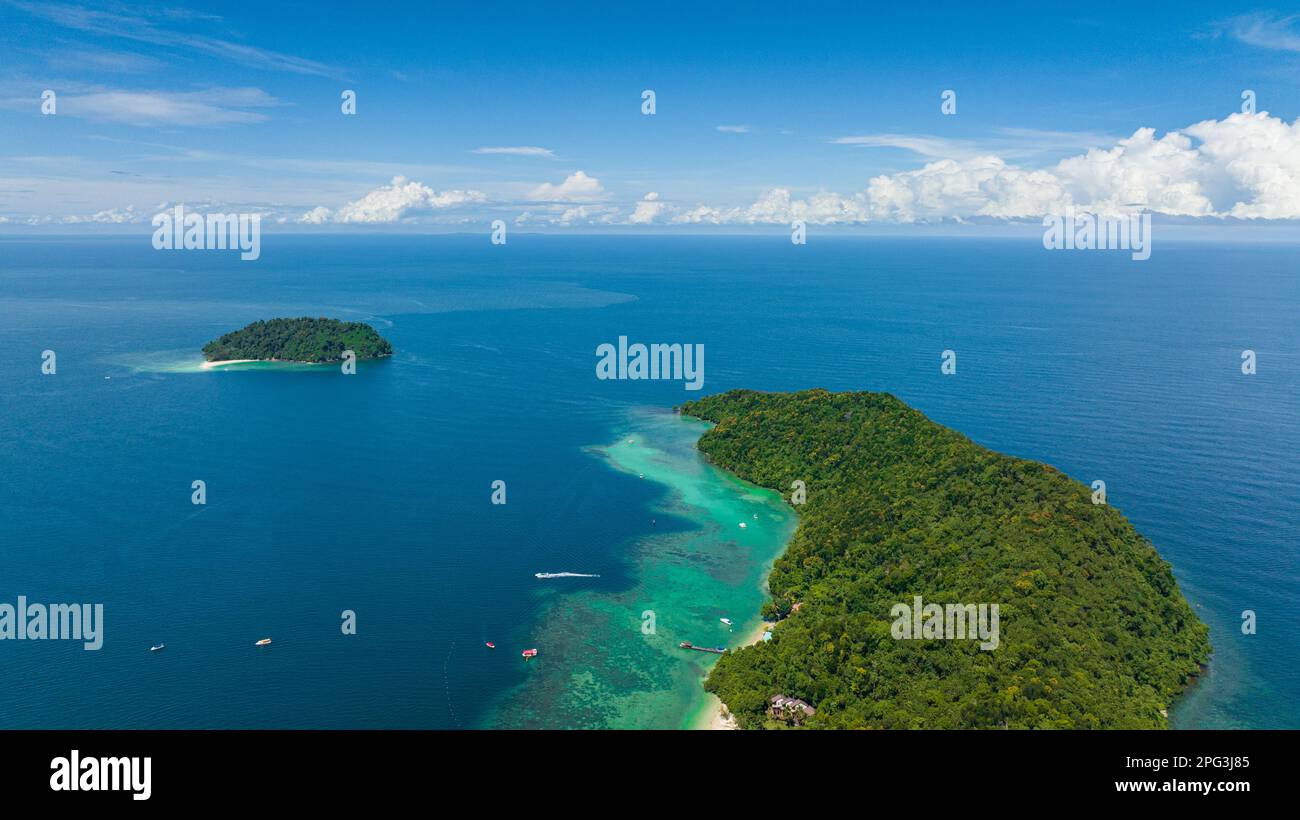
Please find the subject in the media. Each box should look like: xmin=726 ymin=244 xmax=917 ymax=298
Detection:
xmin=0 ymin=234 xmax=1296 ymax=728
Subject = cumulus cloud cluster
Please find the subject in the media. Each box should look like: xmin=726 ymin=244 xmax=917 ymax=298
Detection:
xmin=657 ymin=112 xmax=1300 ymax=225
xmin=528 ymin=170 xmax=604 ymax=202
xmin=628 ymin=192 xmax=667 ymax=224
xmin=299 ymin=171 xmax=608 ymax=225
xmin=63 ymin=205 xmax=140 ymax=224
xmin=283 ymin=112 xmax=1300 ymax=228
xmin=300 ymin=176 xmax=486 ymax=224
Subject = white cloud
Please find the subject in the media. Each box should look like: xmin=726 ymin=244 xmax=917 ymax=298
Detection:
xmin=672 ymin=204 xmax=726 ymax=224
xmin=1184 ymin=113 xmax=1300 ymax=218
xmin=862 ymin=156 xmax=1069 ymax=221
xmin=20 ymin=112 xmax=1300 ymax=230
xmin=515 ymin=202 xmax=620 ymax=225
xmin=557 ymin=205 xmax=619 ymax=225
xmin=10 ymin=1 xmax=337 ymax=76
xmin=312 ymin=177 xmax=487 ymax=223
xmin=672 ymin=188 xmax=869 ymax=224
xmin=833 ymin=134 xmax=977 ymax=159
xmin=63 ymin=205 xmax=140 ymax=223
xmin=628 ymin=192 xmax=667 ymax=224
xmin=995 ymin=127 xmax=1123 ymax=154
xmin=473 ymin=146 xmax=555 ymax=157
xmin=1225 ymin=12 xmax=1300 ymax=52
xmin=834 ymin=129 xmax=1118 ymax=161
xmin=684 ymin=112 xmax=1300 ymax=223
xmin=59 ymin=87 xmax=282 ymax=126
xmin=716 ymin=125 xmax=751 ymax=133
xmin=46 ymin=46 xmax=164 ymax=74
xmin=1050 ymin=127 xmax=1211 ymax=216
xmin=529 ymin=170 xmax=604 ymax=202
xmin=298 ymin=205 xmax=333 ymax=224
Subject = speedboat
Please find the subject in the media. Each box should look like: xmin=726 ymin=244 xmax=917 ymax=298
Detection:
xmin=720 ymin=618 xmax=733 ymax=627
xmin=150 ymin=644 xmax=165 ymax=652
xmin=255 ymin=638 xmax=272 ymax=646
xmin=485 ymin=642 xmax=496 ymax=649
xmin=739 ymin=522 xmax=748 ymax=529
xmin=522 ymin=648 xmax=538 ymax=659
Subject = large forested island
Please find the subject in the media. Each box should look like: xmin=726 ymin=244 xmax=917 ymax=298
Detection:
xmin=202 ymin=317 xmax=392 ymax=364
xmin=681 ymin=389 xmax=1210 ymax=729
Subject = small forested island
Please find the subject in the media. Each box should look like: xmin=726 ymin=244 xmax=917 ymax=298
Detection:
xmin=202 ymin=317 xmax=392 ymax=364
xmin=681 ymin=389 xmax=1210 ymax=729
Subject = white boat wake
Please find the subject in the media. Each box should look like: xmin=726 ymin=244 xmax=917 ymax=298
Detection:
xmin=534 ymin=572 xmax=601 ymax=579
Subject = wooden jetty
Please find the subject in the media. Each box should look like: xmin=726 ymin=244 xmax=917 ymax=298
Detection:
xmin=679 ymin=641 xmax=726 ymax=654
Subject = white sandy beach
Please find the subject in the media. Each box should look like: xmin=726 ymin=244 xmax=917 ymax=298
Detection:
xmin=696 ymin=694 xmax=738 ymax=730
xmin=692 ymin=619 xmax=774 ymax=730
xmin=199 ymin=359 xmax=257 ymax=369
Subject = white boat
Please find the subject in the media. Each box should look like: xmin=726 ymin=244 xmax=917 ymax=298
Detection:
xmin=535 ymin=572 xmax=601 ymax=579
xmin=150 ymin=643 xmax=165 ymax=652
xmin=738 ymin=522 xmax=748 ymax=529
xmin=255 ymin=638 xmax=272 ymax=646
xmin=720 ymin=618 xmax=733 ymax=626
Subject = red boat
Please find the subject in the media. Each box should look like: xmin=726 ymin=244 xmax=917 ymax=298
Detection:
xmin=521 ymin=648 xmax=538 ymax=659
xmin=485 ymin=642 xmax=495 ymax=649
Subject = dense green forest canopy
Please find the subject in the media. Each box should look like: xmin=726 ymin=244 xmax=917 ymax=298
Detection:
xmin=202 ymin=317 xmax=392 ymax=364
xmin=680 ymin=389 xmax=1210 ymax=729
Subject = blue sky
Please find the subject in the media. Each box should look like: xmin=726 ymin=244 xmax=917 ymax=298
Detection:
xmin=3 ymin=0 xmax=1300 ymax=230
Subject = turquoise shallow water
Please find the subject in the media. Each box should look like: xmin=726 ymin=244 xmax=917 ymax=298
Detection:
xmin=488 ymin=408 xmax=795 ymax=729
xmin=0 ymin=234 xmax=1296 ymax=728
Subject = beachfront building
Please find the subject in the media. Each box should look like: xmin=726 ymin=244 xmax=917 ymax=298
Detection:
xmin=768 ymin=695 xmax=816 ymax=726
